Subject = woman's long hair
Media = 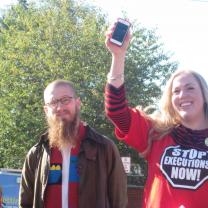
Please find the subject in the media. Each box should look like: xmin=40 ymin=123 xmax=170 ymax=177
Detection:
xmin=140 ymin=69 xmax=208 ymax=156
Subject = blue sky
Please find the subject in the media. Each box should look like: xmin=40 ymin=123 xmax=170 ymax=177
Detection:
xmin=1 ymin=0 xmax=208 ymax=81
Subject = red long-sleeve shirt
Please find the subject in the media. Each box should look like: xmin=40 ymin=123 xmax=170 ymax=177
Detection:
xmin=105 ymin=83 xmax=208 ymax=208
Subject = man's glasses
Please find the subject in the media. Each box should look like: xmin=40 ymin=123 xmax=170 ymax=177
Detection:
xmin=46 ymin=96 xmax=74 ymax=108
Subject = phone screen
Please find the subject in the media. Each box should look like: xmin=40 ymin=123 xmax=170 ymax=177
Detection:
xmin=111 ymin=22 xmax=129 ymax=43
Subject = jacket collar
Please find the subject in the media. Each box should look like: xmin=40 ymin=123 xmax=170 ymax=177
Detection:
xmin=36 ymin=124 xmax=106 ymax=160
xmin=37 ymin=123 xmax=106 ymax=144
xmin=79 ymin=125 xmax=107 ymax=160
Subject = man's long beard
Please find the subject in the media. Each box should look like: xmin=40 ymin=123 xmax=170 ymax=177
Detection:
xmin=47 ymin=109 xmax=80 ymax=150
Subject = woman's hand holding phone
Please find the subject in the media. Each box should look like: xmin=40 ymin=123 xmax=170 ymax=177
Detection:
xmin=105 ymin=18 xmax=131 ymax=57
xmin=105 ymin=18 xmax=132 ymax=87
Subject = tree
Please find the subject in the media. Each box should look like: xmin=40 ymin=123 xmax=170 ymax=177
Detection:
xmin=18 ymin=0 xmax=28 ymax=9
xmin=0 ymin=0 xmax=177 ymax=169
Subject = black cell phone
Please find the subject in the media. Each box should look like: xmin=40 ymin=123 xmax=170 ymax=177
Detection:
xmin=110 ymin=18 xmax=131 ymax=46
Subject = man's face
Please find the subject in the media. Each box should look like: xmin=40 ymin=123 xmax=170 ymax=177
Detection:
xmin=44 ymin=84 xmax=81 ymax=148
xmin=44 ymin=85 xmax=81 ymax=122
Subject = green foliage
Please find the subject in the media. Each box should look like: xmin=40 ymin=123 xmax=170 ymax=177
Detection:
xmin=0 ymin=0 xmax=177 ymax=170
xmin=18 ymin=0 xmax=28 ymax=9
xmin=126 ymin=24 xmax=177 ymax=108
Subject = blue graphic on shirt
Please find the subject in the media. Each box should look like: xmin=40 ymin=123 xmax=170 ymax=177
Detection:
xmin=48 ymin=156 xmax=79 ymax=185
xmin=48 ymin=163 xmax=62 ymax=185
xmin=69 ymin=156 xmax=80 ymax=182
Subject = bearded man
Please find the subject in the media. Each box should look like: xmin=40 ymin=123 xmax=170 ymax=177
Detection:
xmin=19 ymin=80 xmax=127 ymax=208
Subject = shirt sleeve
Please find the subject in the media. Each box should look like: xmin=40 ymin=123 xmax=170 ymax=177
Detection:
xmin=105 ymin=83 xmax=131 ymax=134
xmin=19 ymin=148 xmax=35 ymax=208
xmin=105 ymin=83 xmax=150 ymax=153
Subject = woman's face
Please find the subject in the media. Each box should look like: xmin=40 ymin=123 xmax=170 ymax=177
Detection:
xmin=171 ymin=73 xmax=205 ymax=129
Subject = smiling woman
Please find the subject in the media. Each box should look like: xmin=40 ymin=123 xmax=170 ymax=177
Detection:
xmin=105 ymin=20 xmax=208 ymax=207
